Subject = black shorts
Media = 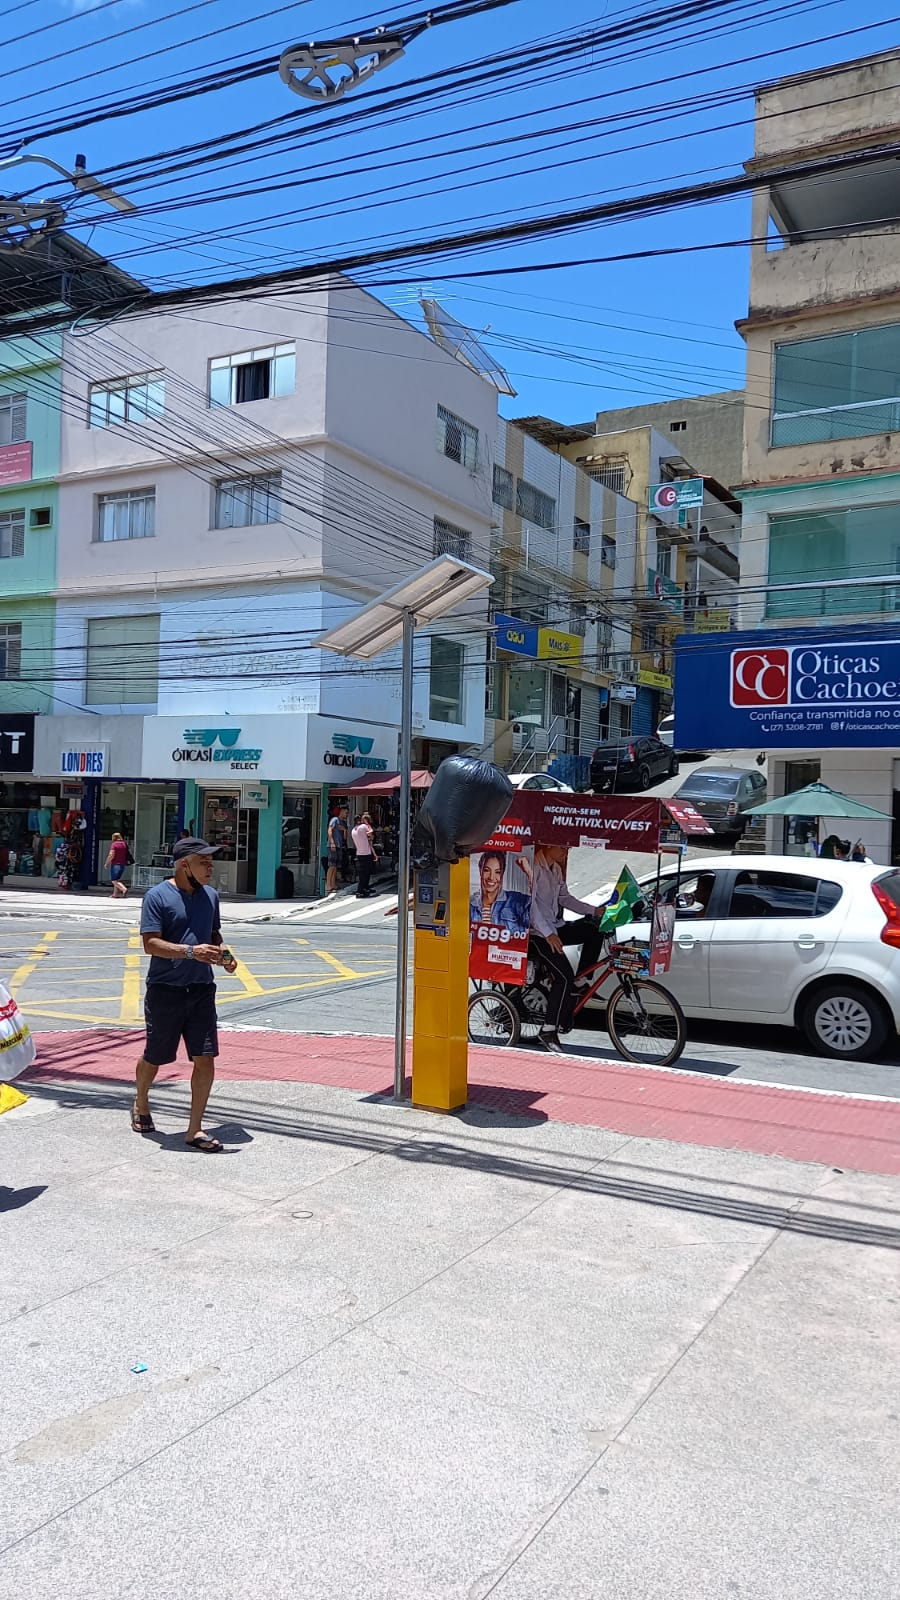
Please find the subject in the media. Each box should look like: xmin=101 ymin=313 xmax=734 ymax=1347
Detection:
xmin=144 ymin=983 xmax=219 ymax=1066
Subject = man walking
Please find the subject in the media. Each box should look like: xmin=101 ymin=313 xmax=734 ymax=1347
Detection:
xmin=132 ymin=837 xmax=237 ymax=1152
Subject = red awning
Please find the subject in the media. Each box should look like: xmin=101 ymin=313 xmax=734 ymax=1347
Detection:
xmin=330 ymin=768 xmax=434 ymax=794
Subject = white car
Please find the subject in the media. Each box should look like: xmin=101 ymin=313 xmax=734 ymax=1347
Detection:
xmin=604 ymin=855 xmax=900 ymax=1061
xmin=506 ymin=772 xmax=574 ymax=793
xmin=657 ymin=712 xmax=707 ymax=758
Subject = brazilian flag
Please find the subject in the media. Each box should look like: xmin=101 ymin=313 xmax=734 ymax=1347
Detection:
xmin=599 ymin=865 xmax=642 ymax=932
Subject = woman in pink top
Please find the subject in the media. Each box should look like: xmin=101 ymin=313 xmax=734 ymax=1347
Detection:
xmin=105 ymin=832 xmax=130 ymax=898
xmin=351 ymin=812 xmax=378 ymax=899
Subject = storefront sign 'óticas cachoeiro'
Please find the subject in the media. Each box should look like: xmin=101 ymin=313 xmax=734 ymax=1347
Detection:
xmin=171 ymin=728 xmax=262 ymax=771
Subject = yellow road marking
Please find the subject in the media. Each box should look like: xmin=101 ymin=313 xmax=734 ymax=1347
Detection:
xmin=119 ymin=933 xmax=143 ymax=1024
xmin=9 ymin=930 xmax=58 ymax=991
xmin=215 ymin=969 xmax=391 ymax=1004
xmin=293 ymin=937 xmax=310 ymax=946
xmin=311 ymin=948 xmax=370 ymax=980
xmin=231 ymin=957 xmax=265 ymax=997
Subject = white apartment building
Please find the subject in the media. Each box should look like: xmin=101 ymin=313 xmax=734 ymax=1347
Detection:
xmin=45 ymin=278 xmax=499 ymax=895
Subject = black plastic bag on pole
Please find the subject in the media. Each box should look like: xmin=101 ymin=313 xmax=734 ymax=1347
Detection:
xmin=410 ymin=756 xmax=513 ymax=870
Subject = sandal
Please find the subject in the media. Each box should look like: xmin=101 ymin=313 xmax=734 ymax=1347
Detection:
xmin=185 ymin=1134 xmax=223 ymax=1153
xmin=131 ymin=1102 xmax=155 ymax=1134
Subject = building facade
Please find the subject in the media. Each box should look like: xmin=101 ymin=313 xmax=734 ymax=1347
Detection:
xmin=587 ymin=390 xmax=745 ymax=488
xmin=0 ymin=269 xmax=499 ymax=895
xmin=512 ymin=416 xmax=740 ymax=738
xmin=737 ymin=49 xmax=900 ymax=863
xmin=485 ymin=417 xmax=636 ymax=768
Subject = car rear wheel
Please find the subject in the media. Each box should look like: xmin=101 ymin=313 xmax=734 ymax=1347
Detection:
xmin=638 ymin=764 xmax=652 ymax=790
xmin=801 ymin=982 xmax=890 ymax=1061
xmin=668 ymin=756 xmax=679 ymax=777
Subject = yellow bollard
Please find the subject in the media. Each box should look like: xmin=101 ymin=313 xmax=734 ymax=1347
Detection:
xmin=411 ymin=858 xmax=470 ymax=1112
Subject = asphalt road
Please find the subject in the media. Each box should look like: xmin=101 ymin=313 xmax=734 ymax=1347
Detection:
xmin=4 ymin=915 xmax=899 ymax=1099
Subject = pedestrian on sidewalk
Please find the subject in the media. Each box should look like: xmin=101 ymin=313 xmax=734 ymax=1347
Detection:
xmin=352 ymin=811 xmax=378 ymax=898
xmin=105 ymin=832 xmax=130 ymax=897
xmin=132 ymin=837 xmax=237 ymax=1152
xmin=326 ymin=806 xmax=349 ymax=895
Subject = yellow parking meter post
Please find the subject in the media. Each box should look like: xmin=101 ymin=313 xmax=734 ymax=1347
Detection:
xmin=411 ymin=857 xmax=470 ymax=1112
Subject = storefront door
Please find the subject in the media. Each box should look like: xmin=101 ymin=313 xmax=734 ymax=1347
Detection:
xmin=280 ymin=790 xmax=319 ymax=896
xmin=781 ymin=760 xmax=821 ymax=856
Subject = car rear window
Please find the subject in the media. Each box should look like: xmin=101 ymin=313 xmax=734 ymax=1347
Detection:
xmin=679 ymin=774 xmax=741 ymax=797
xmin=726 ymin=871 xmax=843 ymax=919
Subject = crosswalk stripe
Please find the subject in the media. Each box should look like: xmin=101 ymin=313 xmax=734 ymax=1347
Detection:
xmin=331 ymin=894 xmax=398 ymax=924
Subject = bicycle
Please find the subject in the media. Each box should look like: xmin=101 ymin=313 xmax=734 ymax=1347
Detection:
xmin=467 ymin=934 xmax=686 ymax=1068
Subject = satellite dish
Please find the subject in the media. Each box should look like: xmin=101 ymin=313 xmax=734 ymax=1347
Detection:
xmin=421 ymin=297 xmax=517 ymax=397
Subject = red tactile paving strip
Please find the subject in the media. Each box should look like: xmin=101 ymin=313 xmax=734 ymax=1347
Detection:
xmin=21 ymin=1027 xmax=900 ymax=1177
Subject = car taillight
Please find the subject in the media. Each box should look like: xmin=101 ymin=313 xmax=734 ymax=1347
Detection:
xmin=872 ymin=881 xmax=900 ymax=948
xmin=627 ymin=744 xmax=636 ymax=762
xmin=727 ymin=802 xmax=738 ymax=816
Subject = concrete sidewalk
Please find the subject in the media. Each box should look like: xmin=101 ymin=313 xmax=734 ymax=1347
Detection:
xmin=2 ymin=1054 xmax=900 ymax=1597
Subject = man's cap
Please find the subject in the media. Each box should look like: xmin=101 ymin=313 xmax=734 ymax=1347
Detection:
xmin=173 ymin=837 xmax=219 ymax=860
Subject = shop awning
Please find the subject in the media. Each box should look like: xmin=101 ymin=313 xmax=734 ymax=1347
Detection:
xmin=331 ymin=768 xmax=434 ymax=793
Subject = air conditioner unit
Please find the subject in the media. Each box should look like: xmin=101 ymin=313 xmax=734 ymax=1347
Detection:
xmin=511 ymin=720 xmax=547 ymax=754
xmin=620 ymin=657 xmax=641 ymax=679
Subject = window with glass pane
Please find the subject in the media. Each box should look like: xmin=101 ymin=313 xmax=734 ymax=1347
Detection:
xmin=515 ymin=478 xmax=556 ymax=531
xmin=570 ymin=602 xmax=587 ymax=635
xmin=214 ymin=473 xmax=281 ymax=529
xmin=429 ymin=636 xmax=465 ymax=723
xmin=436 ymin=405 xmax=478 ymax=469
xmin=726 ymin=870 xmax=841 ymax=919
xmin=89 ymin=373 xmax=164 ymax=429
xmin=0 ymin=391 xmax=27 ymax=446
xmin=492 ymin=464 xmax=513 ymax=509
xmin=433 ymin=517 xmax=472 ymax=561
xmin=96 ymin=489 xmax=155 ymax=542
xmin=86 ymin=614 xmax=160 ymax=705
xmin=772 ymin=324 xmax=900 ymax=445
xmin=0 ymin=622 xmax=22 ymax=679
xmin=0 ymin=510 xmax=25 ymax=559
xmin=600 ymin=535 xmax=616 ymax=568
xmin=766 ymin=503 xmax=900 ymax=618
xmin=208 ymin=344 xmax=295 ymax=406
xmin=574 ymin=518 xmax=590 ymax=553
xmin=490 ymin=464 xmax=512 ymax=505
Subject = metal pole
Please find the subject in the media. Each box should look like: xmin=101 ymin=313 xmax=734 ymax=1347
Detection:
xmin=393 ymin=607 xmax=414 ymax=1100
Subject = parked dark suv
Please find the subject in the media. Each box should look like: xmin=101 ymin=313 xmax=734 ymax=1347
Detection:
xmin=590 ymin=735 xmax=677 ymax=793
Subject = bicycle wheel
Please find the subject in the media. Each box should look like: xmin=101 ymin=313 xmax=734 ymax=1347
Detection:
xmin=606 ymin=979 xmax=686 ymax=1067
xmin=468 ymin=989 xmax=521 ymax=1048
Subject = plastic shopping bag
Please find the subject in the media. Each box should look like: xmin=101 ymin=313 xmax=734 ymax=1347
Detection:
xmin=0 ymin=981 xmax=36 ymax=1083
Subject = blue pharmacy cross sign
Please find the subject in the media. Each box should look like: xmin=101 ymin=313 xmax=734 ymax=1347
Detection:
xmin=674 ymin=626 xmax=900 ymax=750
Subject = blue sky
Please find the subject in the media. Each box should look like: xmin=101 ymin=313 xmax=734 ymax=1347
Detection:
xmin=3 ymin=0 xmax=899 ymax=422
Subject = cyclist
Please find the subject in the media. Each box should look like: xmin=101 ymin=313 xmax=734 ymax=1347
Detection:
xmin=523 ymin=844 xmax=605 ymax=1052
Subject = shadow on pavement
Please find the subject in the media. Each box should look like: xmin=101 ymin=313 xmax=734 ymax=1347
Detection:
xmin=17 ymin=1078 xmax=900 ymax=1251
xmin=0 ymin=1184 xmax=47 ymax=1212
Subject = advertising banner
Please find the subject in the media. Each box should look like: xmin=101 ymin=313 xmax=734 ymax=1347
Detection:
xmin=649 ymin=900 xmax=675 ymax=976
xmin=469 ymin=840 xmax=533 ymax=986
xmin=496 ymin=791 xmax=661 ymax=852
xmin=675 ymin=626 xmax=900 ymax=750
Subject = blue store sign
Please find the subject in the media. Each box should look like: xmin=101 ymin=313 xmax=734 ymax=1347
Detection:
xmin=495 ymin=614 xmax=539 ymax=657
xmin=675 ymin=626 xmax=900 ymax=749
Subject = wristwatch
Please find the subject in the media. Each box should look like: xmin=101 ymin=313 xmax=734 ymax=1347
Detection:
xmin=184 ymin=945 xmax=195 ymax=961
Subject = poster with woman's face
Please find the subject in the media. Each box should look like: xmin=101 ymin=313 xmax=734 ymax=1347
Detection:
xmin=469 ymin=843 xmax=534 ymax=985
